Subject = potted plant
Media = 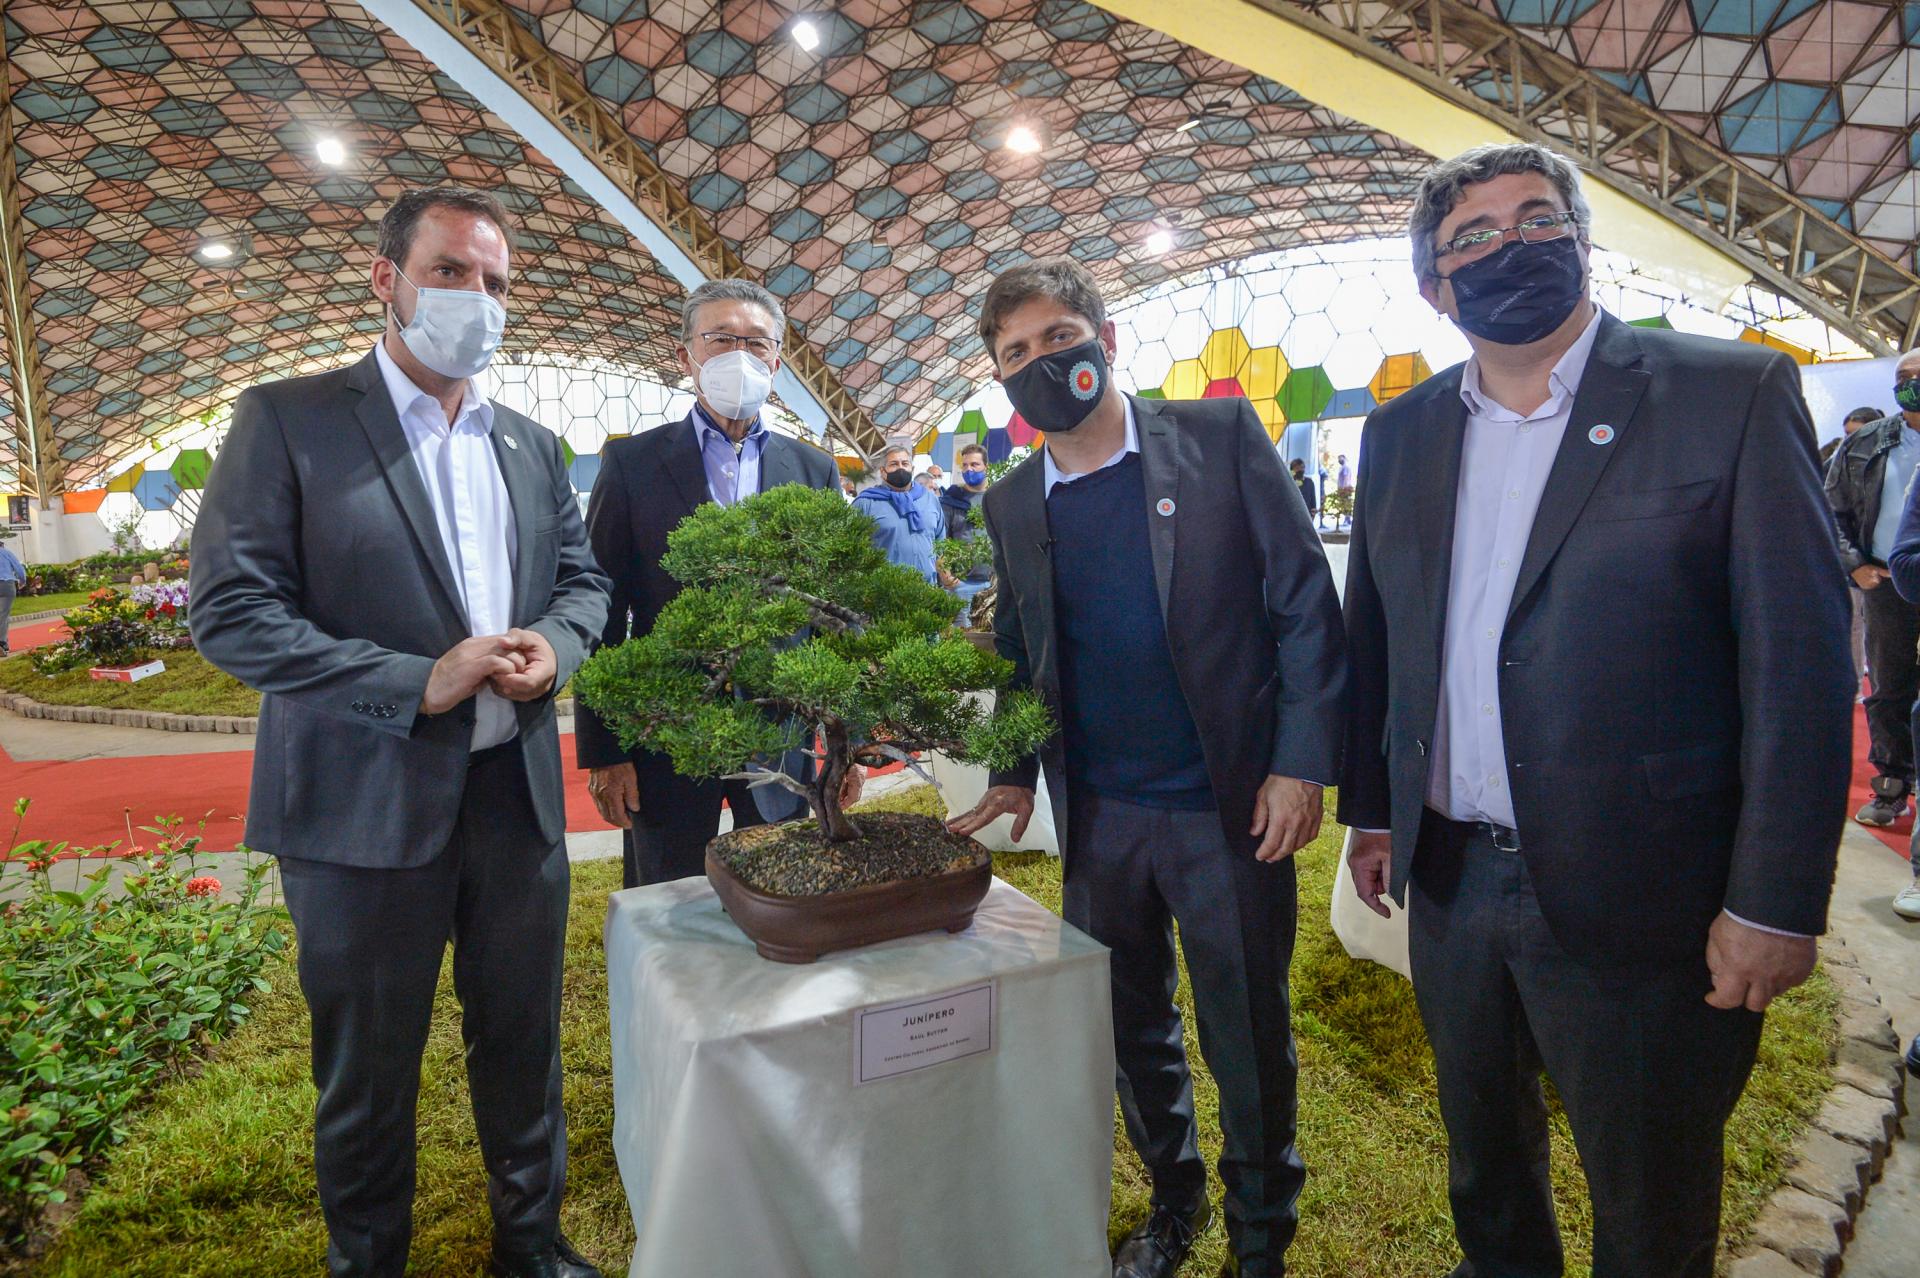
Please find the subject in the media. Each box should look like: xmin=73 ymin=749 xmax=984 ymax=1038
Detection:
xmin=574 ymin=484 xmax=1052 ymax=962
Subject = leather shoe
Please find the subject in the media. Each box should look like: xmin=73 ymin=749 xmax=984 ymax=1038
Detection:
xmin=1114 ymin=1198 xmax=1213 ymax=1278
xmin=489 ymin=1233 xmax=603 ymax=1278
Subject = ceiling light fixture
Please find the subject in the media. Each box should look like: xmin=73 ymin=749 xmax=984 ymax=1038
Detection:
xmin=792 ymin=19 xmax=821 ymax=52
xmin=1004 ymin=124 xmax=1042 ymax=154
xmin=195 ymin=241 xmax=236 ymax=263
xmin=1173 ymin=117 xmax=1203 ymax=134
xmin=315 ymin=136 xmax=347 ymax=166
xmin=1145 ymin=229 xmax=1175 ymax=256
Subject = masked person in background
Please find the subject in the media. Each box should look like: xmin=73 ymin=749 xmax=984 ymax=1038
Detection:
xmin=855 ymin=444 xmax=950 ymax=586
xmin=947 ymin=257 xmax=1346 ymax=1278
xmin=191 ymin=187 xmax=612 ymax=1278
xmin=941 ymin=441 xmax=994 ymax=610
xmin=574 ymin=279 xmax=855 ymax=889
xmin=1342 ymin=143 xmax=1851 ymax=1278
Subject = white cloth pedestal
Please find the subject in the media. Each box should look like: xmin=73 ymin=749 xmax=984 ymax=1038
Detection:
xmin=605 ymin=876 xmax=1115 ymax=1278
xmin=1328 ymin=827 xmax=1412 ymax=979
xmin=928 ymin=752 xmax=1060 ymax=855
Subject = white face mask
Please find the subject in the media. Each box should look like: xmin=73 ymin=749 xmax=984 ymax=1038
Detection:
xmin=694 ymin=349 xmax=774 ymax=421
xmin=392 ymin=268 xmax=506 ymax=380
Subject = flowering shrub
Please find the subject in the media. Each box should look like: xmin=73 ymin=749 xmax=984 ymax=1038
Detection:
xmin=130 ymin=580 xmax=191 ymax=642
xmin=0 ymin=807 xmax=284 ymax=1243
xmin=28 ymin=590 xmax=161 ymax=676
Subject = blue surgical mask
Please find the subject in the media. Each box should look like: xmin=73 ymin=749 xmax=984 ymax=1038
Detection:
xmin=961 ymin=468 xmax=986 ymax=486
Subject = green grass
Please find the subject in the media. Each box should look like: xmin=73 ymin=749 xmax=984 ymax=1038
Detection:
xmin=29 ymin=789 xmax=1835 ymax=1277
xmin=0 ymin=650 xmax=261 ymax=717
xmin=13 ymin=591 xmax=96 ymax=616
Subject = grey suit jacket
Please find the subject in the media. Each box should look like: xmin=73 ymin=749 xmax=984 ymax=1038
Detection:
xmin=984 ymin=394 xmax=1347 ymax=857
xmin=1338 ymin=314 xmax=1853 ymax=960
xmin=189 ymin=350 xmax=611 ymax=867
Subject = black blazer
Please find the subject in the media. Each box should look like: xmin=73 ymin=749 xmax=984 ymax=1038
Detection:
xmin=573 ymin=413 xmax=841 ymax=771
xmin=190 ymin=351 xmax=611 ymax=866
xmin=984 ymin=394 xmax=1347 ymax=856
xmin=1338 ymin=314 xmax=1854 ymax=961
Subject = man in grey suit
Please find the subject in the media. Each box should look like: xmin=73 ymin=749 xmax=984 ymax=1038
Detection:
xmin=947 ymin=258 xmax=1346 ymax=1278
xmin=575 ymin=278 xmax=855 ymax=888
xmin=1341 ymin=144 xmax=1853 ymax=1277
xmin=191 ymin=187 xmax=610 ymax=1278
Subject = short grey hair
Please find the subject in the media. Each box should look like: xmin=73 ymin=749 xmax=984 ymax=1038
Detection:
xmin=1409 ymin=143 xmax=1591 ymax=281
xmin=679 ymin=278 xmax=786 ymax=345
xmin=977 ymin=256 xmax=1107 ymax=364
xmin=873 ymin=444 xmax=913 ymax=468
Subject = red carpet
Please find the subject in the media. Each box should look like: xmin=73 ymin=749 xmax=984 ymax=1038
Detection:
xmin=1 ymin=733 xmax=902 ymax=858
xmin=7 ymin=617 xmax=67 ymax=653
xmin=1852 ymin=695 xmax=1913 ymax=859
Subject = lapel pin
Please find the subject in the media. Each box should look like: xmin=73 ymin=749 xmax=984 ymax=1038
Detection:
xmin=1588 ymin=425 xmax=1614 ymax=446
xmin=503 ymin=434 xmax=519 ymax=450
xmin=1156 ymin=497 xmax=1176 ymax=517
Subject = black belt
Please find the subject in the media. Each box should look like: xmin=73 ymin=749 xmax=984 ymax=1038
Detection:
xmin=468 ymin=736 xmax=523 ymax=769
xmin=1430 ymin=811 xmax=1523 ymax=852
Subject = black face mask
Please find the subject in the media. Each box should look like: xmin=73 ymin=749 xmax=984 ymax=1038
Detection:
xmin=1002 ymin=338 xmax=1108 ymax=434
xmin=884 ymin=469 xmax=913 ymax=489
xmin=1441 ymin=235 xmax=1586 ymax=347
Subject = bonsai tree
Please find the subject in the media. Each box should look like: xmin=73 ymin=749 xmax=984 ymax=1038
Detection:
xmin=574 ymin=484 xmax=1052 ymax=845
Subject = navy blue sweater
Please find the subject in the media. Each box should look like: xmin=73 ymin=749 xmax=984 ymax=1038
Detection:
xmin=1046 ymin=453 xmax=1213 ymax=810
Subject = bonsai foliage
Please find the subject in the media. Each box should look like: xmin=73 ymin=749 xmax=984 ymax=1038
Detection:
xmin=574 ymin=484 xmax=1052 ymax=842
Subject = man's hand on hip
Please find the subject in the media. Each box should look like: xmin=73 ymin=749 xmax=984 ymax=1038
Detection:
xmin=1251 ymin=775 xmax=1323 ymax=862
xmin=947 ymin=785 xmax=1035 ymax=842
xmin=1852 ymin=564 xmax=1890 ymax=590
xmin=1705 ymin=912 xmax=1816 ymax=1012
xmin=1349 ymin=831 xmax=1394 ymax=918
xmin=490 ymin=628 xmax=558 ymax=701
xmin=421 ymin=635 xmax=522 ymax=716
xmin=587 ymin=761 xmax=641 ymax=829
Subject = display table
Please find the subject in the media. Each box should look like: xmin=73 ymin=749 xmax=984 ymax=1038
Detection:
xmin=605 ymin=875 xmax=1115 ymax=1278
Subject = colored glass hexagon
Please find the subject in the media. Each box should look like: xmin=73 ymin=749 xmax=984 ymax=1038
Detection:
xmin=106 ymin=464 xmax=143 ymax=495
xmin=1243 ymin=346 xmax=1291 ymax=402
xmin=1326 ymin=388 xmax=1379 ymax=418
xmin=1370 ymin=353 xmax=1434 ymax=404
xmin=1162 ymin=358 xmax=1208 ymax=401
xmin=1201 ymin=328 xmax=1252 ymax=381
xmin=133 ymin=470 xmax=182 ymax=511
xmin=1279 ymin=367 xmax=1335 ymax=422
xmin=170 ymin=449 xmax=213 ymax=490
xmin=568 ymin=454 xmax=602 ymax=493
xmin=1204 ymin=378 xmax=1245 ymax=399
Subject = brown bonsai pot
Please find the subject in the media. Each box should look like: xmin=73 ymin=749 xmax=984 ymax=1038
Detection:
xmin=704 ymin=837 xmax=993 ymax=964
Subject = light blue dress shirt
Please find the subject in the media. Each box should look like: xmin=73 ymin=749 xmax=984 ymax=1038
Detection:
xmin=0 ymin=546 xmax=24 ymax=586
xmin=692 ymin=404 xmax=767 ymax=507
xmin=1871 ymin=423 xmax=1920 ymax=561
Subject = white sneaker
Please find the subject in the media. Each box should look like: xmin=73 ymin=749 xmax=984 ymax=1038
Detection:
xmin=1893 ymin=882 xmax=1920 ymax=921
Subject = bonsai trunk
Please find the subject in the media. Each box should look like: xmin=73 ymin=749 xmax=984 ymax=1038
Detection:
xmin=810 ymin=721 xmax=860 ymax=843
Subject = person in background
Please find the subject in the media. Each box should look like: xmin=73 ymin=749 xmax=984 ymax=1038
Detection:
xmin=1334 ymin=453 xmax=1353 ymax=499
xmin=947 ymin=256 xmax=1347 ymax=1278
xmin=854 ymin=445 xmax=949 ymax=586
xmin=1822 ymin=405 xmax=1881 ymax=471
xmin=190 ymin=186 xmax=613 ymax=1278
xmin=1831 ymin=407 xmax=1883 ymax=687
xmin=1868 ymin=373 xmax=1920 ymax=926
xmin=920 ymin=462 xmax=946 ymax=492
xmin=941 ymin=442 xmax=994 ymax=610
xmin=0 ymin=536 xmax=25 ymax=654
xmin=1827 ymin=372 xmax=1920 ymax=828
xmin=575 ymin=278 xmax=856 ymax=889
xmin=1343 ymin=141 xmax=1850 ymax=1278
xmin=840 ymin=477 xmax=857 ymax=502
xmin=1289 ymin=458 xmax=1317 ymax=519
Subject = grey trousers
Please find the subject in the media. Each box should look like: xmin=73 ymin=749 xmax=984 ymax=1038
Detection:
xmin=1408 ymin=813 xmax=1764 ymax=1278
xmin=277 ymin=742 xmax=571 ymax=1278
xmin=0 ymin=580 xmax=15 ymax=653
xmin=1064 ymin=790 xmax=1303 ymax=1276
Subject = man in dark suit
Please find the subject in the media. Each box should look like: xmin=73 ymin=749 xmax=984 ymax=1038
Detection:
xmin=1341 ymin=143 xmax=1853 ymax=1278
xmin=191 ymin=188 xmax=611 ymax=1278
xmin=947 ymin=258 xmax=1346 ymax=1278
xmin=575 ymin=278 xmax=853 ymax=888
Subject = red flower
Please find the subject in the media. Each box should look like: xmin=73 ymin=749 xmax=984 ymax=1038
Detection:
xmin=185 ymin=875 xmax=221 ymax=898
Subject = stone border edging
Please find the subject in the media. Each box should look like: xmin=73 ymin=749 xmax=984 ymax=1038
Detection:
xmin=0 ymin=690 xmax=578 ymax=735
xmin=1729 ymin=935 xmax=1907 ymax=1277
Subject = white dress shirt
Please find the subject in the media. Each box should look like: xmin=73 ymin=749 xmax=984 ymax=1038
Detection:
xmin=1428 ymin=309 xmax=1603 ymax=826
xmin=375 ymin=341 xmax=518 ymax=751
xmin=1042 ymin=398 xmax=1138 ymax=496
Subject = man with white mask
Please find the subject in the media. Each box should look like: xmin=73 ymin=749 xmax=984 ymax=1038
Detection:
xmin=191 ymin=187 xmax=611 ymax=1278
xmin=575 ymin=278 xmax=852 ymax=887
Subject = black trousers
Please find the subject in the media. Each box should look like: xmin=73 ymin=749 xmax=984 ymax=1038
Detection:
xmin=1064 ymin=791 xmax=1303 ymax=1277
xmin=277 ymin=742 xmax=571 ymax=1278
xmin=623 ymin=770 xmax=771 ymax=888
xmin=1407 ymin=813 xmax=1763 ymax=1278
xmin=1861 ymin=580 xmax=1920 ymax=786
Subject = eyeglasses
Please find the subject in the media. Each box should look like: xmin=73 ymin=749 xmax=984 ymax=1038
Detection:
xmin=1433 ymin=210 xmax=1582 ymax=268
xmin=697 ymin=330 xmax=779 ymax=359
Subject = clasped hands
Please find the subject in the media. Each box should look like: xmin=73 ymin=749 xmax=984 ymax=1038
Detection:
xmin=420 ymin=630 xmax=557 ymax=716
xmin=1346 ymin=830 xmax=1816 ymax=1012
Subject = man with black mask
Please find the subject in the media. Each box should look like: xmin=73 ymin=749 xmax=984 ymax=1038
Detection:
xmin=1341 ymin=143 xmax=1851 ymax=1278
xmin=947 ymin=257 xmax=1346 ymax=1278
